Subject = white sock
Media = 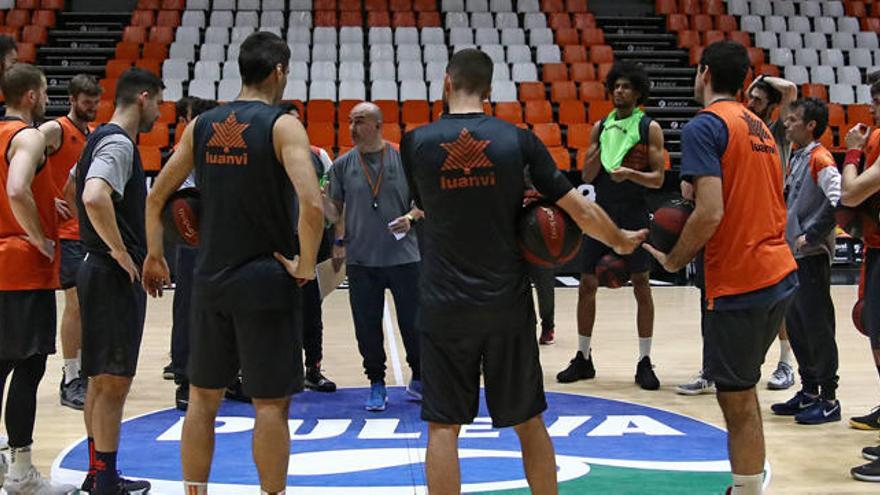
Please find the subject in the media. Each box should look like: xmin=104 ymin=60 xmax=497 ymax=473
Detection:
xmin=779 ymin=339 xmax=793 ymax=365
xmin=8 ymin=446 xmax=32 ymax=479
xmin=63 ymin=358 xmax=80 ymax=385
xmin=731 ymin=473 xmax=763 ymax=495
xmin=183 ymin=481 xmax=208 ymax=494
xmin=578 ymin=335 xmax=591 ymax=356
xmin=638 ymin=337 xmax=652 ymax=359
xmin=261 ymin=490 xmax=286 ymax=495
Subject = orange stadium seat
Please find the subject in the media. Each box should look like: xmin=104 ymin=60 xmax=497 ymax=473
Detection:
xmin=519 ymin=82 xmax=546 ymax=101
xmin=158 ymin=102 xmax=176 ymax=124
xmin=677 ymin=30 xmax=700 ymax=48
xmin=41 ymin=0 xmax=65 ymax=8
xmin=656 ymin=0 xmax=676 ymax=14
xmin=848 ymin=104 xmax=874 ymax=126
xmin=847 ymin=1 xmax=867 ymax=17
xmin=368 ymin=12 xmax=391 ymax=25
xmin=365 ymin=0 xmax=388 ymax=10
xmin=542 ymin=0 xmax=564 ymax=13
xmin=382 ymin=123 xmax=402 ymax=143
xmin=679 ymin=0 xmax=701 ymax=15
xmin=337 ymin=100 xmax=361 ymax=122
xmin=115 ymin=42 xmax=141 ymax=60
xmin=549 ymin=147 xmax=572 ymax=170
xmin=414 ymin=0 xmax=437 ymax=10
xmin=130 ymin=10 xmax=155 ymax=28
xmin=542 ymin=63 xmax=569 ymax=83
xmin=375 ymin=100 xmax=399 ymax=123
xmin=314 ymin=0 xmax=335 ymax=9
xmin=339 ymin=0 xmax=360 ymax=10
xmin=567 ymin=123 xmax=593 ymax=149
xmin=135 ymin=58 xmax=161 ymax=76
xmin=31 ymin=9 xmax=55 ymax=28
xmin=801 ymin=84 xmax=828 ymax=102
xmin=597 ymin=62 xmax=613 ymax=81
xmin=339 ymin=11 xmax=363 ymax=26
xmin=590 ymin=45 xmax=614 ymax=64
xmin=140 ymin=123 xmax=170 ymax=148
xmin=390 ymin=0 xmax=412 ymax=10
xmin=161 ymin=0 xmax=185 ymax=9
xmin=138 ymin=145 xmax=162 ymax=172
xmin=21 ymin=26 xmax=47 ymax=44
xmin=582 ymin=28 xmax=605 ymax=46
xmin=533 ymin=123 xmax=562 ymax=147
xmin=579 ymin=81 xmax=606 ymax=100
xmin=401 ymin=100 xmax=429 ymax=125
xmin=690 ymin=46 xmax=704 ymax=66
xmin=728 ymin=30 xmax=750 ymax=47
xmin=757 ymin=64 xmax=780 ymax=77
xmin=123 ymin=26 xmax=147 ymax=43
xmin=524 ymin=100 xmax=553 ymax=124
xmin=572 ymin=13 xmax=595 ymax=30
xmin=692 ymin=14 xmax=713 ymax=32
xmin=716 ymin=14 xmax=737 ymax=32
xmin=482 ymin=101 xmax=493 ymax=115
xmin=307 ymin=123 xmax=336 ymax=149
xmin=148 ymin=26 xmax=174 ymax=44
xmin=15 ymin=42 xmax=35 ymax=63
xmin=555 ymin=28 xmax=580 ymax=46
xmin=495 ymin=102 xmax=523 ymax=124
xmin=142 ymin=42 xmax=168 ymax=59
xmin=5 ymin=10 xmax=31 ymax=28
xmin=307 ymin=100 xmax=336 ymax=123
xmin=16 ymin=0 xmax=39 ymax=9
xmin=431 ymin=101 xmax=444 ymax=121
xmin=747 ymin=47 xmax=765 ymax=66
xmin=549 ymin=13 xmax=571 ymax=29
xmin=551 ymin=81 xmax=578 ymax=102
xmin=98 ymin=80 xmax=116 ymax=102
xmin=157 ymin=10 xmax=180 ymax=27
xmin=566 ymin=0 xmax=588 ymax=12
xmin=703 ymin=30 xmax=725 ymax=45
xmin=392 ymin=12 xmax=416 ymax=27
xmin=417 ymin=12 xmax=441 ymax=27
xmin=828 ymin=104 xmax=846 ymax=127
xmin=95 ymin=101 xmax=114 ymax=123
xmin=570 ymin=62 xmax=596 ymax=82
xmin=588 ymin=100 xmax=614 ymax=123
xmin=404 ymin=122 xmax=427 ymax=133
xmin=667 ymin=14 xmax=689 ymax=31
xmin=136 ymin=0 xmax=160 ymax=8
xmin=563 ymin=45 xmax=588 ymax=64
xmin=106 ymin=60 xmax=133 ymax=79
xmin=862 ymin=18 xmax=880 ymax=33
xmin=314 ymin=10 xmax=337 ymax=26
xmin=704 ymin=0 xmax=723 ymax=14
xmin=338 ymin=125 xmax=354 ymax=148
xmin=558 ymin=100 xmax=587 ymax=125
xmin=819 ymin=128 xmax=835 ymax=150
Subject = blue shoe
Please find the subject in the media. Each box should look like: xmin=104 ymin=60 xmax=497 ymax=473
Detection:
xmin=406 ymin=379 xmax=423 ymax=401
xmin=770 ymin=390 xmax=817 ymax=416
xmin=365 ymin=382 xmax=387 ymax=412
xmin=795 ymin=398 xmax=841 ymax=425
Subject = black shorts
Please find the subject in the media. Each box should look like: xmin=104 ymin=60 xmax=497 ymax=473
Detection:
xmin=582 ymin=201 xmax=651 ymax=274
xmin=59 ymin=239 xmax=85 ymax=290
xmin=863 ymin=248 xmax=880 ymax=349
xmin=78 ymin=253 xmax=147 ymax=377
xmin=704 ymin=295 xmax=792 ymax=392
xmin=0 ymin=289 xmax=56 ymax=361
xmin=420 ymin=301 xmax=547 ymax=428
xmin=189 ymin=257 xmax=304 ymax=399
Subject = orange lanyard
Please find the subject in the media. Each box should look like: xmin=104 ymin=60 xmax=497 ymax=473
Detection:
xmin=357 ymin=143 xmax=386 ymax=210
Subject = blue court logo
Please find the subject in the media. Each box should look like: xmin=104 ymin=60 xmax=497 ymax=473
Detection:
xmin=52 ymin=388 xmax=741 ymax=494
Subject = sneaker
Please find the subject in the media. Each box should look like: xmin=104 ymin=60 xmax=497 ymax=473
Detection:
xmin=675 ymin=373 xmax=716 ymax=396
xmin=852 ymin=458 xmax=880 ymax=482
xmin=304 ymin=366 xmax=337 ymax=393
xmin=851 ymin=406 xmax=880 ymax=430
xmin=556 ymin=351 xmax=595 ymax=383
xmin=770 ymin=390 xmax=817 ymax=416
xmin=0 ymin=450 xmax=6 ymax=487
xmin=162 ymin=362 xmax=174 ymax=381
xmin=224 ymin=375 xmax=251 ymax=403
xmin=795 ymin=398 xmax=841 ymax=425
xmin=365 ymin=381 xmax=387 ymax=412
xmin=80 ymin=472 xmax=151 ymax=494
xmin=635 ymin=356 xmax=660 ymax=390
xmin=862 ymin=445 xmax=880 ymax=461
xmin=767 ymin=361 xmax=795 ymax=390
xmin=3 ymin=466 xmax=76 ymax=494
xmin=539 ymin=326 xmax=555 ymax=345
xmin=60 ymin=377 xmax=86 ymax=410
xmin=406 ymin=379 xmax=423 ymax=401
xmin=175 ymin=383 xmax=189 ymax=411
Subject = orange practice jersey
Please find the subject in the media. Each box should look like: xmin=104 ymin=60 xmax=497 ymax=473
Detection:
xmin=699 ymin=101 xmax=796 ymax=307
xmin=861 ymin=129 xmax=880 ymax=248
xmin=46 ymin=116 xmax=92 ymax=240
xmin=0 ymin=118 xmax=59 ymax=290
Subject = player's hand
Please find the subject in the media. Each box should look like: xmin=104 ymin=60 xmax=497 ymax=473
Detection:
xmin=523 ymin=189 xmax=542 ymax=207
xmin=55 ymin=198 xmax=72 ymax=221
xmin=795 ymin=234 xmax=808 ymax=252
xmin=142 ymin=254 xmax=170 ymax=297
xmin=643 ymin=243 xmax=680 ymax=272
xmin=389 ymin=215 xmax=411 ymax=235
xmin=110 ymin=248 xmax=140 ymax=283
xmin=273 ymin=252 xmax=314 ymax=287
xmin=846 ymin=124 xmax=870 ymax=150
xmin=332 ymin=244 xmax=345 ymax=272
xmin=613 ymin=228 xmax=648 ymax=255
xmin=609 ymin=167 xmax=632 ymax=183
xmin=25 ymin=235 xmax=55 ymax=261
xmin=680 ymin=181 xmax=694 ymax=201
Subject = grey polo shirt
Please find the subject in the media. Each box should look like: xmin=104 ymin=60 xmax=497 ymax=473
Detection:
xmin=329 ymin=143 xmax=420 ymax=267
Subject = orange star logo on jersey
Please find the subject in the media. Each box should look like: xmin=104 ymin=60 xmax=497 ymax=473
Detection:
xmin=207 ymin=112 xmax=249 ymax=153
xmin=440 ymin=128 xmax=493 ymax=175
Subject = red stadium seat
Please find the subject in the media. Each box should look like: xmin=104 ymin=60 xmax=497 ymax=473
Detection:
xmin=414 ymin=0 xmax=437 ymax=10
xmin=402 ymin=100 xmax=429 ymax=125
xmin=148 ymin=26 xmax=174 ymax=44
xmin=314 ymin=0 xmax=335 ymax=9
xmin=550 ymin=81 xmax=578 ymax=102
xmin=130 ymin=10 xmax=156 ymax=28
xmin=314 ymin=10 xmax=337 ymax=26
xmin=677 ymin=30 xmax=700 ymax=48
xmin=31 ymin=9 xmax=55 ymax=28
xmin=548 ymin=13 xmax=571 ymax=29
xmin=307 ymin=123 xmax=336 ymax=149
xmin=542 ymin=0 xmax=564 ymax=12
xmin=156 ymin=10 xmax=180 ymax=27
xmin=566 ymin=123 xmax=593 ymax=149
xmin=5 ymin=10 xmax=31 ymax=29
xmin=582 ymin=28 xmax=605 ymax=46
xmin=757 ymin=64 xmax=780 ymax=77
xmin=563 ymin=45 xmax=588 ymax=64
xmin=589 ymin=45 xmax=614 ymax=64
xmin=667 ymin=14 xmax=689 ymax=31
xmin=555 ymin=28 xmax=580 ymax=46
xmin=715 ymin=14 xmax=737 ymax=32
xmin=142 ymin=42 xmax=168 ymax=59
xmin=392 ymin=12 xmax=416 ymax=27
xmin=16 ymin=0 xmax=39 ymax=8
xmin=368 ymin=12 xmax=391 ymax=25
xmin=862 ymin=18 xmax=880 ymax=33
xmin=494 ymin=102 xmax=523 ymax=124
xmin=524 ymin=100 xmax=553 ymax=124
xmin=703 ymin=30 xmax=725 ymax=45
xmin=115 ymin=42 xmax=141 ymax=61
xmin=690 ymin=46 xmax=704 ymax=66
xmin=569 ymin=62 xmax=596 ymax=82
xmin=679 ymin=0 xmax=700 ymax=15
xmin=390 ymin=0 xmax=412 ymax=10
xmin=572 ymin=13 xmax=595 ymax=30
xmin=566 ymin=0 xmax=588 ymax=12
xmin=307 ymin=100 xmax=336 ymax=123
xmin=106 ymin=59 xmax=133 ymax=79
xmin=339 ymin=0 xmax=360 ymax=10
xmin=847 ymin=1 xmax=867 ymax=17
xmin=339 ymin=11 xmax=363 ymax=26
xmin=656 ymin=0 xmax=676 ymax=14
xmin=558 ymin=100 xmax=587 ymax=125
xmin=21 ymin=26 xmax=47 ymax=44
xmin=728 ymin=31 xmax=751 ymax=47
xmin=15 ymin=42 xmax=35 ymax=63
xmin=704 ymin=0 xmax=724 ymax=15
xmin=519 ymin=82 xmax=546 ymax=101
xmin=41 ymin=0 xmax=65 ymax=8
xmin=747 ymin=47 xmax=765 ymax=66
xmin=691 ymin=14 xmax=713 ymax=32
xmin=533 ymin=123 xmax=562 ymax=147
xmin=135 ymin=0 xmax=160 ymax=8
xmin=417 ymin=12 xmax=441 ymax=27
xmin=161 ymin=0 xmax=185 ymax=9
xmin=123 ymin=26 xmax=147 ymax=44
xmin=375 ymin=100 xmax=400 ymax=123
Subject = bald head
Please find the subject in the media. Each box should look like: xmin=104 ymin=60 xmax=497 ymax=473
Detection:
xmin=350 ymin=102 xmax=385 ymax=150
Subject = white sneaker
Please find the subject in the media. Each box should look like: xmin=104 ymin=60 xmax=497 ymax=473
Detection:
xmin=2 ymin=466 xmax=76 ymax=494
xmin=675 ymin=373 xmax=716 ymax=396
xmin=767 ymin=361 xmax=795 ymax=390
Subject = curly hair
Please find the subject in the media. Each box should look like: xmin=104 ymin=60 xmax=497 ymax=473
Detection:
xmin=605 ymin=61 xmax=650 ymax=105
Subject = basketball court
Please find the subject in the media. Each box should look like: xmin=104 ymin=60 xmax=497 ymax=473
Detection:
xmin=9 ymin=284 xmax=875 ymax=494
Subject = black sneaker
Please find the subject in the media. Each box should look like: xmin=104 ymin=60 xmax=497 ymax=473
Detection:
xmin=305 ymin=366 xmax=337 ymax=392
xmin=225 ymin=375 xmax=251 ymax=403
xmin=851 ymin=406 xmax=880 ymax=430
xmin=852 ymin=457 xmax=880 ymax=482
xmin=863 ymin=445 xmax=880 ymax=461
xmin=81 ymin=472 xmax=151 ymax=494
xmin=556 ymin=351 xmax=595 ymax=383
xmin=635 ymin=356 xmax=660 ymax=390
xmin=162 ymin=363 xmax=174 ymax=380
xmin=175 ymin=383 xmax=189 ymax=411
xmin=770 ymin=390 xmax=817 ymax=416
xmin=60 ymin=376 xmax=86 ymax=410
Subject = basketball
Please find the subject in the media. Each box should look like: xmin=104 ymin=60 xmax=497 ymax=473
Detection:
xmin=596 ymin=253 xmax=629 ymax=288
xmin=649 ymin=198 xmax=695 ymax=253
xmin=518 ymin=201 xmax=582 ymax=268
xmin=620 ymin=143 xmax=650 ymax=171
xmin=853 ymin=298 xmax=868 ymax=337
xmin=836 ymin=196 xmax=880 ymax=240
xmin=162 ymin=187 xmax=201 ymax=247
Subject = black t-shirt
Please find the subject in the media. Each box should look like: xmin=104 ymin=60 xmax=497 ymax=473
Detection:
xmin=401 ymin=113 xmax=572 ymax=310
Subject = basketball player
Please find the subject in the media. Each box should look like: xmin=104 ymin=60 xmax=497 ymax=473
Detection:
xmin=769 ymin=97 xmax=841 ymax=425
xmin=0 ymin=63 xmax=75 ymax=494
xmin=142 ymin=32 xmax=323 ymax=495
xmin=645 ymin=41 xmax=797 ymax=495
xmin=745 ymin=74 xmax=799 ymax=391
xmin=328 ymin=102 xmax=423 ymax=410
xmin=38 ymin=74 xmax=101 ymax=411
xmin=75 ymin=68 xmax=162 ymax=494
xmin=0 ymin=35 xmax=17 ymax=77
xmin=402 ymin=48 xmax=646 ymax=495
xmin=556 ymin=61 xmax=665 ymax=390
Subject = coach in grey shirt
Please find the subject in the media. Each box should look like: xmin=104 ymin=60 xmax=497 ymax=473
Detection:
xmin=328 ymin=102 xmax=423 ymax=411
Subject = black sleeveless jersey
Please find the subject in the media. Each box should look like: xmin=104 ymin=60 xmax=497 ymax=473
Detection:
xmin=75 ymin=123 xmax=146 ymax=265
xmin=192 ymin=100 xmax=295 ymax=274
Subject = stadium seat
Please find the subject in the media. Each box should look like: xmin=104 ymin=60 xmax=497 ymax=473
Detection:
xmin=494 ymin=101 xmax=523 ymax=123
xmin=307 ymin=122 xmax=335 ymax=148
xmin=402 ymin=100 xmax=430 ymax=125
xmin=558 ymin=100 xmax=586 ymax=125
xmin=140 ymin=124 xmax=170 ymax=147
xmin=139 ymin=146 xmax=163 ymax=171
xmin=549 ymin=146 xmax=571 ymax=170
xmin=519 ymin=82 xmax=546 ymax=101
xmin=524 ymin=100 xmax=553 ymax=124
xmin=849 ymin=104 xmax=874 ymax=125
xmin=570 ymin=63 xmax=596 ymax=82
xmin=567 ymin=123 xmax=592 ymax=149
xmin=534 ymin=123 xmax=562 ymax=147
xmin=550 ymin=81 xmax=577 ymax=102
xmin=375 ymin=100 xmax=400 ymax=123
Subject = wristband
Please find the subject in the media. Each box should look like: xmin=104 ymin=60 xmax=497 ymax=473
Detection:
xmin=405 ymin=213 xmax=415 ymax=223
xmin=845 ymin=149 xmax=864 ymax=167
xmin=333 ymin=238 xmax=345 ymax=247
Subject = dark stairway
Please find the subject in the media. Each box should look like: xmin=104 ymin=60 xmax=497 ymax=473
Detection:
xmin=37 ymin=11 xmax=129 ymax=118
